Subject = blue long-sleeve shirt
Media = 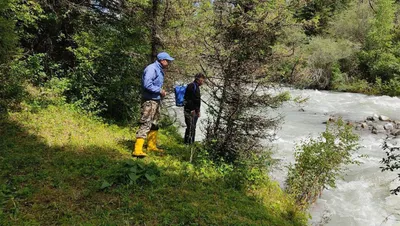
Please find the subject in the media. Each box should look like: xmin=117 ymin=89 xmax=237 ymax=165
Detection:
xmin=142 ymin=61 xmax=164 ymax=101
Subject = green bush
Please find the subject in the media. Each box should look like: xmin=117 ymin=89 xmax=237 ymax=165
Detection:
xmin=101 ymin=160 xmax=160 ymax=190
xmin=286 ymin=118 xmax=361 ymax=208
xmin=304 ymin=37 xmax=359 ymax=89
xmin=375 ymin=77 xmax=400 ymax=96
xmin=0 ymin=0 xmax=18 ymax=65
xmin=66 ymin=28 xmax=146 ymax=122
xmin=359 ymin=0 xmax=399 ymax=82
xmin=381 ymin=138 xmax=400 ymax=195
xmin=0 ymin=0 xmax=22 ymax=111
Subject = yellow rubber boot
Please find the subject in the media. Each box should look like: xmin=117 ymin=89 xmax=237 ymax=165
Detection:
xmin=132 ymin=138 xmax=147 ymax=158
xmin=147 ymin=131 xmax=164 ymax=153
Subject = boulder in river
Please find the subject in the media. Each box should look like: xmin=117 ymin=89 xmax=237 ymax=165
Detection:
xmin=388 ymin=137 xmax=400 ymax=146
xmin=379 ymin=115 xmax=390 ymax=121
xmin=366 ymin=120 xmax=375 ymax=126
xmin=392 ymin=130 xmax=400 ymax=136
xmin=367 ymin=115 xmax=379 ymax=121
xmin=384 ymin=123 xmax=394 ymax=131
xmin=372 ymin=125 xmax=385 ymax=134
xmin=394 ymin=121 xmax=400 ymax=129
xmin=361 ymin=122 xmax=368 ymax=129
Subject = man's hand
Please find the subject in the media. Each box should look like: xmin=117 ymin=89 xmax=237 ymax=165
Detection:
xmin=192 ymin=110 xmax=200 ymax=118
xmin=160 ymin=89 xmax=167 ymax=98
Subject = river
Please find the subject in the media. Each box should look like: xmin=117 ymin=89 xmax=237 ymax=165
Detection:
xmin=170 ymin=88 xmax=400 ymax=225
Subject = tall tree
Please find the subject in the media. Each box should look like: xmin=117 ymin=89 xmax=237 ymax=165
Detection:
xmin=0 ymin=0 xmax=22 ymax=110
xmin=160 ymin=0 xmax=213 ymax=82
xmin=0 ymin=0 xmax=17 ymax=65
xmin=295 ymin=0 xmax=352 ymax=35
xmin=202 ymin=0 xmax=294 ymax=163
xmin=359 ymin=0 xmax=399 ymax=82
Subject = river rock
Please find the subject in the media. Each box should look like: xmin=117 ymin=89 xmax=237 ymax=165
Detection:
xmin=367 ymin=115 xmax=379 ymax=121
xmin=360 ymin=122 xmax=368 ymax=129
xmin=384 ymin=123 xmax=394 ymax=131
xmin=389 ymin=137 xmax=400 ymax=146
xmin=391 ymin=130 xmax=400 ymax=136
xmin=366 ymin=121 xmax=375 ymax=126
xmin=372 ymin=125 xmax=385 ymax=134
xmin=395 ymin=121 xmax=400 ymax=129
xmin=379 ymin=115 xmax=390 ymax=121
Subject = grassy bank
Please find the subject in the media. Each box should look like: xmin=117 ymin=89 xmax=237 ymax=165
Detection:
xmin=0 ymin=103 xmax=307 ymax=225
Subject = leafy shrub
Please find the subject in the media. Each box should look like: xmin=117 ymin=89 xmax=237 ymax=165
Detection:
xmin=328 ymin=1 xmax=373 ymax=44
xmin=67 ymin=29 xmax=145 ymax=122
xmin=286 ymin=118 xmax=361 ymax=208
xmin=334 ymin=78 xmax=378 ymax=94
xmin=223 ymin=155 xmax=271 ymax=191
xmin=101 ymin=160 xmax=160 ymax=190
xmin=359 ymin=0 xmax=399 ymax=82
xmin=188 ymin=143 xmax=273 ymax=191
xmin=0 ymin=0 xmax=22 ymax=111
xmin=0 ymin=0 xmax=18 ymax=65
xmin=375 ymin=77 xmax=400 ymax=97
xmin=381 ymin=138 xmax=400 ymax=195
xmin=304 ymin=37 xmax=360 ymax=89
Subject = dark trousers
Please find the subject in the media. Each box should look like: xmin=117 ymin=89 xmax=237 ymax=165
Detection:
xmin=184 ymin=110 xmax=198 ymax=144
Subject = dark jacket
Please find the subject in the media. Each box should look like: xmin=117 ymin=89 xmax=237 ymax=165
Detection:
xmin=184 ymin=81 xmax=201 ymax=113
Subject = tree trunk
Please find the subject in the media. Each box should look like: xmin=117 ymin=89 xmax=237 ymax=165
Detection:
xmin=150 ymin=0 xmax=159 ymax=62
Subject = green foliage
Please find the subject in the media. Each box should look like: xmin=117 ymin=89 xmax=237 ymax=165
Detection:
xmin=203 ymin=0 xmax=294 ymax=164
xmin=381 ymin=138 xmax=400 ymax=195
xmin=223 ymin=153 xmax=273 ymax=191
xmin=328 ymin=2 xmax=374 ymax=44
xmin=359 ymin=0 xmax=399 ymax=82
xmin=294 ymin=0 xmax=352 ymax=35
xmin=375 ymin=77 xmax=400 ymax=96
xmin=333 ymin=78 xmax=376 ymax=94
xmin=0 ymin=0 xmax=18 ymax=65
xmin=0 ymin=0 xmax=154 ymax=122
xmin=304 ymin=37 xmax=360 ymax=89
xmin=0 ymin=62 xmax=25 ymax=111
xmin=286 ymin=118 xmax=361 ymax=208
xmin=67 ymin=26 xmax=147 ymax=120
xmin=0 ymin=0 xmax=22 ymax=111
xmin=274 ymin=0 xmax=400 ymax=96
xmin=102 ymin=159 xmax=160 ymax=189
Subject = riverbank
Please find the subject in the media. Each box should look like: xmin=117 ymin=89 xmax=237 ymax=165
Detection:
xmin=318 ymin=78 xmax=400 ymax=97
xmin=0 ymin=103 xmax=307 ymax=225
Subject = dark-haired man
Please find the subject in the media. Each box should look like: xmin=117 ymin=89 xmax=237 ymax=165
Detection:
xmin=183 ymin=73 xmax=205 ymax=144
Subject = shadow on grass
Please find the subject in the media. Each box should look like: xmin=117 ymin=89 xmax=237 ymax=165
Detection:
xmin=0 ymin=115 xmax=304 ymax=226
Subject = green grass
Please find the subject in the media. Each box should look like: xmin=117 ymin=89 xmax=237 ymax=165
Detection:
xmin=0 ymin=103 xmax=307 ymax=225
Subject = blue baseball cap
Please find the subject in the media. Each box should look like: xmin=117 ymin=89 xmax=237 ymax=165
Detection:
xmin=157 ymin=52 xmax=174 ymax=61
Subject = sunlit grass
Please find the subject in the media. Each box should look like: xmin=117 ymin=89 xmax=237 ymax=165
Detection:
xmin=0 ymin=104 xmax=307 ymax=225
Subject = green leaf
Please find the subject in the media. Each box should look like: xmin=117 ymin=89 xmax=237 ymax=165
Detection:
xmin=125 ymin=159 xmax=136 ymax=166
xmin=145 ymin=173 xmax=156 ymax=182
xmin=100 ymin=180 xmax=112 ymax=190
xmin=129 ymin=173 xmax=140 ymax=182
xmin=137 ymin=162 xmax=145 ymax=170
xmin=130 ymin=165 xmax=138 ymax=173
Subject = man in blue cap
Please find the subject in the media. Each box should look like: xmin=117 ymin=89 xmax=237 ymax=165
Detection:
xmin=132 ymin=52 xmax=174 ymax=157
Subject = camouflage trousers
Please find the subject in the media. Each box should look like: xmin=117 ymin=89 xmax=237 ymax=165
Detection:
xmin=136 ymin=100 xmax=161 ymax=139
